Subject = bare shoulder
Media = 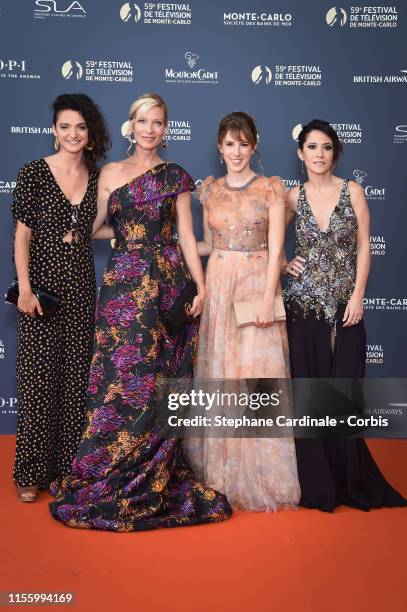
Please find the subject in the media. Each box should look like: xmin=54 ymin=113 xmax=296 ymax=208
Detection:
xmin=100 ymin=161 xmax=126 ymax=177
xmin=287 ymin=185 xmax=300 ymax=211
xmin=347 ymin=179 xmax=365 ymax=198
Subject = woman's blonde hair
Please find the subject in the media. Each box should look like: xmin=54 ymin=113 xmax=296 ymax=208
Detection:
xmin=125 ymin=92 xmax=168 ymax=140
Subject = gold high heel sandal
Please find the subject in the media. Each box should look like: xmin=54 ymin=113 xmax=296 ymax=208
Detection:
xmin=16 ymin=486 xmax=39 ymax=502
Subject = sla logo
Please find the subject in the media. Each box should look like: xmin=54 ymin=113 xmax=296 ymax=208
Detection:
xmin=185 ymin=52 xmax=199 ymax=69
xmin=120 ymin=2 xmax=141 ymax=23
xmin=251 ymin=65 xmax=272 ymax=85
xmin=394 ymin=124 xmax=407 ymax=144
xmin=34 ymin=1 xmax=86 ymax=18
xmin=353 ymin=169 xmax=386 ymax=200
xmin=326 ymin=7 xmax=347 ymax=27
xmin=61 ymin=60 xmax=83 ymax=79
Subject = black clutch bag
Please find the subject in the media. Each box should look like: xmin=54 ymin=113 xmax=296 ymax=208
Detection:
xmin=5 ymin=279 xmax=60 ymax=318
xmin=164 ymin=279 xmax=198 ymax=334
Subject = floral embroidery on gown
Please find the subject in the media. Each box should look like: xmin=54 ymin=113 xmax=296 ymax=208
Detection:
xmin=49 ymin=162 xmax=232 ymax=531
xmin=183 ymin=175 xmax=300 ymax=511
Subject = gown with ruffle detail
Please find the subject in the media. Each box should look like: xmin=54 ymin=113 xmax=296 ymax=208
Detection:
xmin=184 ymin=175 xmax=300 ymax=511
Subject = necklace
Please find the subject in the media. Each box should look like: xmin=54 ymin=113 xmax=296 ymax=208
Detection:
xmin=223 ymin=174 xmax=258 ymax=191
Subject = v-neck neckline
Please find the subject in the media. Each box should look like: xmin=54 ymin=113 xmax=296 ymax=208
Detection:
xmin=302 ymin=180 xmax=346 ymax=234
xmin=42 ymin=158 xmax=90 ymax=207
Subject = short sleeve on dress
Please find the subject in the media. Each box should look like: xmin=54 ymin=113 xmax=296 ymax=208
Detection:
xmin=195 ymin=176 xmax=215 ymax=207
xmin=11 ymin=162 xmax=39 ymax=229
xmin=265 ymin=175 xmax=287 ymax=208
xmin=166 ymin=163 xmax=195 ymax=196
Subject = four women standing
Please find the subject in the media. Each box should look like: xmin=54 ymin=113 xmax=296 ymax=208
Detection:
xmin=11 ymin=94 xmax=405 ymax=521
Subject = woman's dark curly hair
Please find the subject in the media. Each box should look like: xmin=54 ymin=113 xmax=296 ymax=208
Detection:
xmin=52 ymin=93 xmax=111 ymax=168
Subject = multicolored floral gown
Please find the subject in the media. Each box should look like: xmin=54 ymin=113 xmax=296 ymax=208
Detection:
xmin=49 ymin=162 xmax=232 ymax=531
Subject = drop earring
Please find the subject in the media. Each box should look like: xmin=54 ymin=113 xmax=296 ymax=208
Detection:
xmin=126 ymin=133 xmax=136 ymax=156
xmin=219 ymin=153 xmax=224 ymax=164
xmin=301 ymin=160 xmax=304 ymax=174
xmin=54 ymin=137 xmax=60 ymax=151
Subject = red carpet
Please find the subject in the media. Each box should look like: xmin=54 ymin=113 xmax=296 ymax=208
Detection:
xmin=1 ymin=435 xmax=406 ymax=611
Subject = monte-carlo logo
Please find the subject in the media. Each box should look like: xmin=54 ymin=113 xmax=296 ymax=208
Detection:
xmin=326 ymin=7 xmax=347 ymax=27
xmin=0 ymin=179 xmax=16 ymax=194
xmin=34 ymin=1 xmax=86 ymax=19
xmin=292 ymin=122 xmax=363 ymax=144
xmin=120 ymin=2 xmax=192 ymax=25
xmin=327 ymin=6 xmax=398 ymax=29
xmin=363 ymin=297 xmax=407 ymax=311
xmin=224 ymin=10 xmax=292 ymax=27
xmin=165 ymin=51 xmax=218 ymax=85
xmin=353 ymin=170 xmax=386 ymax=200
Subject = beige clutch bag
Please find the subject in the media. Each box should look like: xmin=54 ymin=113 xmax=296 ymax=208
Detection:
xmin=233 ymin=289 xmax=286 ymax=327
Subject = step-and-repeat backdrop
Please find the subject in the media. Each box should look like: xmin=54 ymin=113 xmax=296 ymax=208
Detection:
xmin=1 ymin=1 xmax=406 ymax=432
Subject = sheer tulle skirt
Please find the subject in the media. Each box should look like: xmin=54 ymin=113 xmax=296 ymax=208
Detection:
xmin=184 ymin=249 xmax=300 ymax=511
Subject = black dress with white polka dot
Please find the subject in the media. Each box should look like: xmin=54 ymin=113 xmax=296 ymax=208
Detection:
xmin=12 ymin=158 xmax=99 ymax=488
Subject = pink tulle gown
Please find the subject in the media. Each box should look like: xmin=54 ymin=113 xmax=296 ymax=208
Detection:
xmin=184 ymin=175 xmax=300 ymax=511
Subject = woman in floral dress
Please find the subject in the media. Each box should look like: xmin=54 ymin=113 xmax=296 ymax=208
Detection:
xmin=49 ymin=93 xmax=232 ymax=531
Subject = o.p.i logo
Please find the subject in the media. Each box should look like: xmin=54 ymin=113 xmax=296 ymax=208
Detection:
xmin=61 ymin=60 xmax=83 ymax=79
xmin=326 ymin=7 xmax=347 ymax=27
xmin=120 ymin=2 xmax=142 ymax=22
xmin=251 ymin=65 xmax=272 ymax=85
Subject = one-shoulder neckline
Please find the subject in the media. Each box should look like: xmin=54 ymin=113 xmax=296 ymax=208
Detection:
xmin=108 ymin=161 xmax=170 ymax=201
